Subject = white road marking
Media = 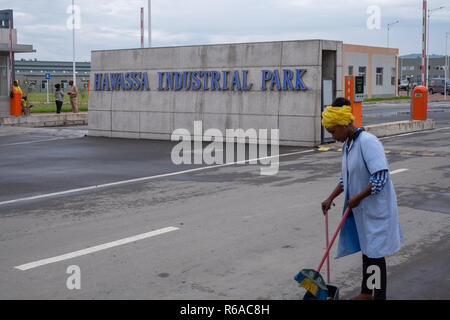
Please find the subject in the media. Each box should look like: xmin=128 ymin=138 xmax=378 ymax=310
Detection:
xmin=14 ymin=227 xmax=179 ymax=271
xmin=0 ymin=138 xmax=63 ymax=147
xmin=0 ymin=149 xmax=315 ymax=206
xmin=391 ymin=168 xmax=409 ymax=175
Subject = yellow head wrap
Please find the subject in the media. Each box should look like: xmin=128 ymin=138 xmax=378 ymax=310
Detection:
xmin=321 ymin=106 xmax=354 ymax=128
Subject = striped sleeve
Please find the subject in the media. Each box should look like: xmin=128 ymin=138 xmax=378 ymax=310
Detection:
xmin=369 ymin=170 xmax=388 ymax=195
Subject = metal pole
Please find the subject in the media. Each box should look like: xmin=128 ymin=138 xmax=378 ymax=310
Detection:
xmin=140 ymin=7 xmax=144 ymax=48
xmin=9 ymin=20 xmax=13 ymax=88
xmin=72 ymin=0 xmax=76 ymax=85
xmin=422 ymin=0 xmax=427 ymax=86
xmin=388 ymin=20 xmax=400 ymax=48
xmin=445 ymin=67 xmax=447 ymax=101
xmin=427 ymin=6 xmax=446 ymax=87
xmin=427 ymin=8 xmax=430 ymax=86
xmin=387 ymin=21 xmax=399 ymax=48
xmin=446 ymin=32 xmax=449 ymax=100
xmin=387 ymin=25 xmax=390 ymax=48
xmin=148 ymin=0 xmax=152 ymax=47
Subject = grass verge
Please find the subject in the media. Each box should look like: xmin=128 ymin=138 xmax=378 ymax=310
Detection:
xmin=364 ymin=96 xmax=410 ymax=102
xmin=30 ymin=104 xmax=88 ymax=113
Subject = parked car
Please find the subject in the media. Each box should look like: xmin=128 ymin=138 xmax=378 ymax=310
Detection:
xmin=428 ymin=79 xmax=450 ymax=95
xmin=399 ymin=80 xmax=409 ymax=91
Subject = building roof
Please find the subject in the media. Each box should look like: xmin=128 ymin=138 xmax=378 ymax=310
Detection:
xmin=0 ymin=43 xmax=35 ymax=53
xmin=15 ymin=60 xmax=91 ymax=76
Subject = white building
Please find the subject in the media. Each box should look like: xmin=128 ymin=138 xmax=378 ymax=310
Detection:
xmin=343 ymin=44 xmax=399 ymax=99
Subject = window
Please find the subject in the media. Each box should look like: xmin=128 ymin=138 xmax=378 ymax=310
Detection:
xmin=391 ymin=68 xmax=396 ymax=86
xmin=348 ymin=65 xmax=354 ymax=76
xmin=376 ymin=67 xmax=383 ymax=86
xmin=359 ymin=66 xmax=367 ymax=86
xmin=0 ymin=56 xmax=8 ymax=96
xmin=409 ymin=66 xmax=414 ymax=71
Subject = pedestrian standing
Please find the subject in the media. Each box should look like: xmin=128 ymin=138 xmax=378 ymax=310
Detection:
xmin=321 ymin=97 xmax=403 ymax=300
xmin=54 ymin=83 xmax=64 ymax=114
xmin=68 ymin=80 xmax=78 ymax=113
xmin=9 ymin=80 xmax=22 ymax=117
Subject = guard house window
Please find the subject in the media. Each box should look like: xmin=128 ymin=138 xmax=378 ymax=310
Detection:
xmin=348 ymin=65 xmax=354 ymax=76
xmin=359 ymin=66 xmax=367 ymax=86
xmin=391 ymin=68 xmax=396 ymax=86
xmin=0 ymin=56 xmax=8 ymax=96
xmin=376 ymin=67 xmax=383 ymax=86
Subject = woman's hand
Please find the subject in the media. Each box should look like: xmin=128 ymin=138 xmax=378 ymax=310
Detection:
xmin=321 ymin=198 xmax=333 ymax=215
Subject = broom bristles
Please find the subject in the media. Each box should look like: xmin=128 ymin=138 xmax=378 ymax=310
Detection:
xmin=301 ymin=277 xmax=318 ymax=296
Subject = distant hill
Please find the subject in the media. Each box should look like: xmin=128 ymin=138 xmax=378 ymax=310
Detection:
xmin=400 ymin=53 xmax=445 ymax=58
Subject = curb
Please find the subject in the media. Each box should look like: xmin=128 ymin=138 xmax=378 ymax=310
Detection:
xmin=0 ymin=112 xmax=88 ymax=128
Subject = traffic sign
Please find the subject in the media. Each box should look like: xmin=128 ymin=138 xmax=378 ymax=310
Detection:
xmin=45 ymin=73 xmax=51 ymax=80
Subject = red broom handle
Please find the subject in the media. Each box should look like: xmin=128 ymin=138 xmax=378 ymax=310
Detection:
xmin=317 ymin=207 xmax=351 ymax=273
xmin=325 ymin=212 xmax=330 ymax=283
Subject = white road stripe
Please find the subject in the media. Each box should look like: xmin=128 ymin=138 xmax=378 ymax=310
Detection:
xmin=0 ymin=149 xmax=315 ymax=206
xmin=391 ymin=168 xmax=409 ymax=174
xmin=14 ymin=227 xmax=179 ymax=271
xmin=0 ymin=138 xmax=64 ymax=147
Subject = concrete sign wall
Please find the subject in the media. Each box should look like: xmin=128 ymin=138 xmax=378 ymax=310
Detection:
xmin=88 ymin=40 xmax=342 ymax=146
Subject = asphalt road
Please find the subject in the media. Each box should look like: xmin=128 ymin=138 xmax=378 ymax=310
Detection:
xmin=0 ymin=101 xmax=449 ymax=300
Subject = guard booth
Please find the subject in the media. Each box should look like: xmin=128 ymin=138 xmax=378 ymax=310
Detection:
xmin=322 ymin=75 xmax=364 ymax=143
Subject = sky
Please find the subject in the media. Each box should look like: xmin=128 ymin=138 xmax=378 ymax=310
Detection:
xmin=3 ymin=0 xmax=450 ymax=62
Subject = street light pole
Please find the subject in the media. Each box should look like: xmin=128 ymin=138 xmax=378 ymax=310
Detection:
xmin=445 ymin=66 xmax=448 ymax=101
xmin=422 ymin=0 xmax=427 ymax=86
xmin=445 ymin=32 xmax=449 ymax=100
xmin=387 ymin=20 xmax=399 ymax=48
xmin=427 ymin=5 xmax=445 ymax=86
xmin=72 ymin=0 xmax=76 ymax=85
xmin=148 ymin=0 xmax=152 ymax=47
xmin=140 ymin=7 xmax=144 ymax=48
xmin=8 ymin=20 xmax=13 ymax=89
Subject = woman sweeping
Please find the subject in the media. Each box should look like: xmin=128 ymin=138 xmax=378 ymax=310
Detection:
xmin=321 ymin=97 xmax=403 ymax=300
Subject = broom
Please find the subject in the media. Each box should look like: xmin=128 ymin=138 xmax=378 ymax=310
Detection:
xmin=294 ymin=207 xmax=351 ymax=300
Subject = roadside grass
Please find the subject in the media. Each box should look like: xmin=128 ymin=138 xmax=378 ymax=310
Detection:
xmin=364 ymin=96 xmax=410 ymax=102
xmin=27 ymin=91 xmax=89 ymax=104
xmin=30 ymin=104 xmax=88 ymax=113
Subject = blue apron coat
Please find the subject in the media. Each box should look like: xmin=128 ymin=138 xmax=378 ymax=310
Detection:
xmin=337 ymin=131 xmax=403 ymax=259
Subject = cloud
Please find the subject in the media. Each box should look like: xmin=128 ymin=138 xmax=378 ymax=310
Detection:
xmin=8 ymin=0 xmax=450 ymax=61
